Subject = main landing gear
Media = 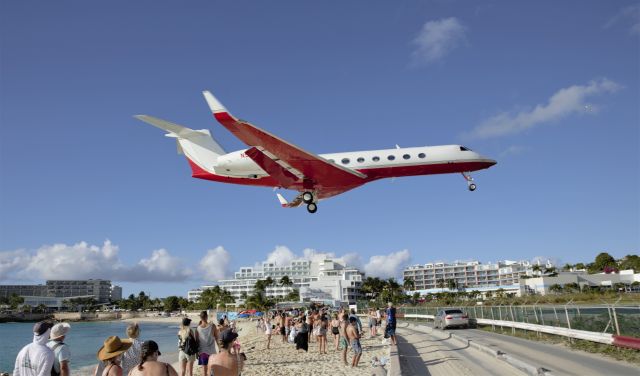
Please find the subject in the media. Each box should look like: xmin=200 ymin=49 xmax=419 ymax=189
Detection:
xmin=303 ymin=191 xmax=318 ymax=213
xmin=462 ymin=172 xmax=477 ymax=191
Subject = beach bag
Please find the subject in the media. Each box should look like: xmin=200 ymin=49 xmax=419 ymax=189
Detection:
xmin=184 ymin=330 xmax=199 ymax=356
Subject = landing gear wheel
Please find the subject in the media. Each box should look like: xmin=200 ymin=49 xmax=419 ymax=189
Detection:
xmin=302 ymin=191 xmax=314 ymax=204
xmin=307 ymin=203 xmax=317 ymax=214
xmin=468 ymin=183 xmax=477 ymax=191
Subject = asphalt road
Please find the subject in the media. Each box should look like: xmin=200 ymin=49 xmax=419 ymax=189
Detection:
xmin=398 ymin=322 xmax=639 ymax=376
xmin=395 ymin=324 xmax=524 ymax=376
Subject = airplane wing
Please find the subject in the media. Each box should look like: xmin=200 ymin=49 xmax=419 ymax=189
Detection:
xmin=203 ymin=91 xmax=367 ymax=192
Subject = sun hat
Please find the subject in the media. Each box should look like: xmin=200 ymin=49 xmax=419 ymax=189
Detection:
xmin=97 ymin=336 xmax=133 ymax=361
xmin=33 ymin=321 xmax=53 ymax=335
xmin=141 ymin=340 xmax=161 ymax=356
xmin=50 ymin=322 xmax=71 ymax=340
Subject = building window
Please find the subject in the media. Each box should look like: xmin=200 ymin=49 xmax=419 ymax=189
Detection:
xmin=418 ymin=153 xmax=426 ymax=158
xmin=341 ymin=158 xmax=350 ymax=164
xmin=403 ymin=154 xmax=410 ymax=160
xmin=387 ymin=155 xmax=395 ymax=161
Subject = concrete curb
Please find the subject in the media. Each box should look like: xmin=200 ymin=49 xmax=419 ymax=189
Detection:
xmin=403 ymin=323 xmax=555 ymax=376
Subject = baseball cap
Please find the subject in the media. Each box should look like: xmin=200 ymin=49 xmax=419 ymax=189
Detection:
xmin=33 ymin=321 xmax=53 ymax=335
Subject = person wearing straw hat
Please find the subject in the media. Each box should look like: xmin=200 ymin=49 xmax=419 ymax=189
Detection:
xmin=47 ymin=322 xmax=71 ymax=376
xmin=94 ymin=336 xmax=132 ymax=376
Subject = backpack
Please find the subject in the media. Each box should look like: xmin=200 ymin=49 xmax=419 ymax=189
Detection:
xmin=50 ymin=342 xmax=64 ymax=376
xmin=184 ymin=330 xmax=199 ymax=356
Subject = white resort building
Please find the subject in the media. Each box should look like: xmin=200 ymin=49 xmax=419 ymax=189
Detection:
xmin=403 ymin=260 xmax=545 ymax=296
xmin=188 ymin=258 xmax=364 ymax=305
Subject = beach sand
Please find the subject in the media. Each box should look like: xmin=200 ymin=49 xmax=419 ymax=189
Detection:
xmin=75 ymin=316 xmax=390 ymax=376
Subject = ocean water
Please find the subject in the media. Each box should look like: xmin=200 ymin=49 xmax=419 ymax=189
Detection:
xmin=0 ymin=321 xmax=181 ymax=373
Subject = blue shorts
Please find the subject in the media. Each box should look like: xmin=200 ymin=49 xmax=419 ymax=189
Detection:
xmin=198 ymin=353 xmax=210 ymax=365
xmin=351 ymin=339 xmax=362 ymax=354
xmin=385 ymin=323 xmax=396 ymax=337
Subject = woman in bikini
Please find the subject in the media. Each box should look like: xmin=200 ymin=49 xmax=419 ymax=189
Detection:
xmin=128 ymin=340 xmax=178 ymax=376
xmin=96 ymin=336 xmax=132 ymax=376
xmin=330 ymin=313 xmax=340 ymax=350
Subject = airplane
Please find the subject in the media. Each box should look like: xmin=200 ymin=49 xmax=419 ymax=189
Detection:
xmin=135 ymin=91 xmax=497 ymax=213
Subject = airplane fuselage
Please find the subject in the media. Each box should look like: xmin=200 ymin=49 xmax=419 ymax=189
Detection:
xmin=188 ymin=144 xmax=494 ymax=191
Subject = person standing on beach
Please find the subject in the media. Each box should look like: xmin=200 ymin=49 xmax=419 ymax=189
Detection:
xmin=264 ymin=317 xmax=272 ymax=349
xmin=128 ymin=340 xmax=178 ymax=376
xmin=330 ymin=313 xmax=340 ymax=351
xmin=96 ymin=336 xmax=132 ymax=376
xmin=368 ymin=309 xmax=378 ymax=338
xmin=47 ymin=322 xmax=71 ymax=376
xmin=346 ymin=317 xmax=362 ymax=368
xmin=196 ymin=311 xmax=219 ymax=376
xmin=294 ymin=315 xmax=309 ymax=352
xmin=385 ymin=302 xmax=397 ymax=346
xmin=349 ymin=308 xmax=363 ymax=335
xmin=209 ymin=329 xmax=244 ymax=376
xmin=178 ymin=318 xmax=196 ymax=376
xmin=121 ymin=323 xmax=142 ymax=376
xmin=279 ymin=311 xmax=288 ymax=343
xmin=338 ymin=313 xmax=349 ymax=366
xmin=14 ymin=321 xmax=54 ymax=376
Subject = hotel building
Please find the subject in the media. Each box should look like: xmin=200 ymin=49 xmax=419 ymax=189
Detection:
xmin=188 ymin=258 xmax=364 ymax=305
xmin=403 ymin=260 xmax=544 ymax=296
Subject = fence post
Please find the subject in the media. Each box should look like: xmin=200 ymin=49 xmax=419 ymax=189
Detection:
xmin=539 ymin=306 xmax=545 ymax=326
xmin=612 ymin=306 xmax=621 ymax=336
xmin=564 ymin=305 xmax=573 ymax=344
xmin=491 ymin=306 xmax=495 ymax=331
xmin=510 ymin=305 xmax=516 ymax=335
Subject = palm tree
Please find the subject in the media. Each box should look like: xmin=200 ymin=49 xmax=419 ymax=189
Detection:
xmin=446 ymin=279 xmax=457 ymax=292
xmin=403 ymin=277 xmax=415 ymax=292
xmin=280 ymin=275 xmax=293 ymax=287
xmin=436 ymin=278 xmax=446 ymax=293
xmin=532 ymin=264 xmax=542 ymax=276
xmin=549 ymin=284 xmax=563 ymax=294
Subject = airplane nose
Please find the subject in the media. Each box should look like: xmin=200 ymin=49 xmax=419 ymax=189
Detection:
xmin=489 ymin=159 xmax=497 ymax=166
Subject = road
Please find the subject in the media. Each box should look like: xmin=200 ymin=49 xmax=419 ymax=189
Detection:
xmin=397 ymin=322 xmax=640 ymax=376
xmin=395 ymin=324 xmax=524 ymax=376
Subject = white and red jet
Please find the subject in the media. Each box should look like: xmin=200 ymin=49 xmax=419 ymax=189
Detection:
xmin=136 ymin=91 xmax=496 ymax=213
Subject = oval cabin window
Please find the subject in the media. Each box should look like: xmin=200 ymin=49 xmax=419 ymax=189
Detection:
xmin=403 ymin=154 xmax=410 ymax=160
xmin=418 ymin=153 xmax=426 ymax=158
xmin=357 ymin=157 xmax=365 ymax=163
xmin=387 ymin=155 xmax=395 ymax=161
xmin=341 ymin=158 xmax=350 ymax=164
xmin=372 ymin=156 xmax=380 ymax=162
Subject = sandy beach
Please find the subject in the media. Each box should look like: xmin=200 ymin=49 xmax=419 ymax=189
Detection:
xmin=119 ymin=316 xmax=390 ymax=376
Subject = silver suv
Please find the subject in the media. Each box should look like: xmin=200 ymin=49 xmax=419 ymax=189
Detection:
xmin=434 ymin=309 xmax=469 ymax=329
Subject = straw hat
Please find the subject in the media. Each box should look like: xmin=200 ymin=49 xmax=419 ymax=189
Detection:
xmin=97 ymin=336 xmax=133 ymax=361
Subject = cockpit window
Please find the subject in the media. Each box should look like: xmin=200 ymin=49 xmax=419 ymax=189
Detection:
xmin=460 ymin=146 xmax=472 ymax=151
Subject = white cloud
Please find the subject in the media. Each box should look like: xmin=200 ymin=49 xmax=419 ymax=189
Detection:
xmin=465 ymin=78 xmax=621 ymax=140
xmin=199 ymin=246 xmax=231 ymax=281
xmin=499 ymin=145 xmax=530 ymax=158
xmin=0 ymin=240 xmax=190 ymax=282
xmin=604 ymin=4 xmax=640 ymax=35
xmin=411 ymin=17 xmax=467 ymax=65
xmin=0 ymin=249 xmax=30 ymax=280
xmin=364 ymin=249 xmax=411 ymax=279
xmin=265 ymin=245 xmax=297 ymax=266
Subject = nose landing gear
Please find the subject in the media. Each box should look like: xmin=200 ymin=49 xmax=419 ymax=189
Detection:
xmin=306 ymin=203 xmax=318 ymax=213
xmin=462 ymin=172 xmax=477 ymax=191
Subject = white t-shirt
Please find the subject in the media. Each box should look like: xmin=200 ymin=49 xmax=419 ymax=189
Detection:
xmin=14 ymin=332 xmax=55 ymax=376
xmin=46 ymin=340 xmax=71 ymax=374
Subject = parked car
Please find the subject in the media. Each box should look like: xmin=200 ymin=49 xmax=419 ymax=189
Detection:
xmin=434 ymin=309 xmax=469 ymax=329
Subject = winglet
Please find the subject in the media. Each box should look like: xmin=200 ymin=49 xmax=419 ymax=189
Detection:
xmin=276 ymin=193 xmax=288 ymax=207
xmin=203 ymin=91 xmax=228 ymax=114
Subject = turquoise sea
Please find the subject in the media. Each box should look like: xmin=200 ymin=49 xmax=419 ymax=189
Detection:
xmin=0 ymin=321 xmax=181 ymax=373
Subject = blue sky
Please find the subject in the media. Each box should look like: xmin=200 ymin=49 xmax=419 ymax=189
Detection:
xmin=1 ymin=1 xmax=638 ymax=298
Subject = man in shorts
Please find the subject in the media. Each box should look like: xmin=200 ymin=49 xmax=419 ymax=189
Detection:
xmin=346 ymin=317 xmax=362 ymax=368
xmin=385 ymin=302 xmax=397 ymax=346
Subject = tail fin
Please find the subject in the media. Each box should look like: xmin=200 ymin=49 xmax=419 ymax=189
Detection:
xmin=135 ymin=115 xmax=226 ymax=171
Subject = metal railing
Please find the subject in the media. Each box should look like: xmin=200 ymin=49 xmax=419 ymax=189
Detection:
xmin=397 ymin=303 xmax=640 ymax=339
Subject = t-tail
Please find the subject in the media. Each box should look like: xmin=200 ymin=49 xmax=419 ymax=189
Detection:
xmin=134 ymin=114 xmax=226 ymax=175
